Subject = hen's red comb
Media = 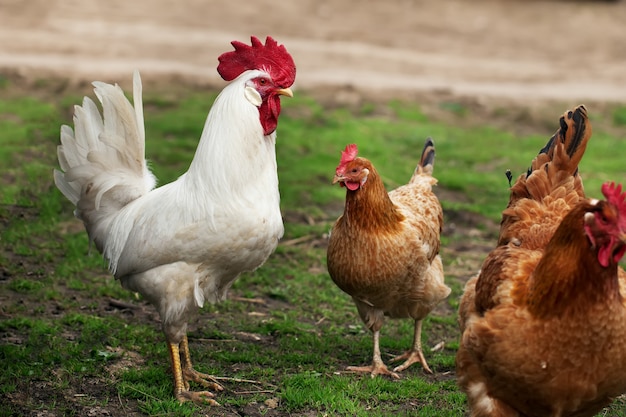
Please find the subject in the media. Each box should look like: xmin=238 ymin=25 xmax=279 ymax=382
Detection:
xmin=602 ymin=182 xmax=626 ymax=226
xmin=336 ymin=144 xmax=359 ymax=175
xmin=217 ymin=36 xmax=296 ymax=87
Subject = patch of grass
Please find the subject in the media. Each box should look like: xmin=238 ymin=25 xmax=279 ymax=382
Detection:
xmin=1 ymin=78 xmax=625 ymax=416
xmin=613 ymin=106 xmax=626 ymax=127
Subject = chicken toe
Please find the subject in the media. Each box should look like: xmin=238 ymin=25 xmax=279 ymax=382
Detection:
xmin=347 ymin=363 xmax=400 ymax=379
xmin=180 ymin=336 xmax=224 ymax=392
xmin=391 ymin=349 xmax=432 ymax=374
xmin=390 ymin=320 xmax=433 ymax=374
xmin=347 ymin=329 xmax=400 ymax=379
xmin=182 ymin=367 xmax=223 ymax=391
xmin=169 ymin=338 xmax=223 ymax=406
xmin=176 ymin=390 xmax=220 ymax=406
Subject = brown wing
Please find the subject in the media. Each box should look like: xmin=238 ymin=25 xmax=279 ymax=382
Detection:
xmin=458 ymin=244 xmax=541 ymax=335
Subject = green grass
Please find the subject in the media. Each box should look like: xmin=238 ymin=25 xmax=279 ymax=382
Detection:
xmin=1 ymin=76 xmax=626 ymax=416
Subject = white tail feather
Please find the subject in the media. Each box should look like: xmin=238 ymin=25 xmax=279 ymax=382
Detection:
xmin=133 ymin=70 xmax=145 ymax=146
xmin=54 ymin=71 xmax=156 ymax=252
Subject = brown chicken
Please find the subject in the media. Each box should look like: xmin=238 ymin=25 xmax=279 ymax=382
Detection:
xmin=327 ymin=139 xmax=451 ymax=378
xmin=456 ymin=105 xmax=626 ymax=417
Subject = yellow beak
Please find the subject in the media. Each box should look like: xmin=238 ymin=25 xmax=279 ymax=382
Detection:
xmin=276 ymin=87 xmax=294 ymax=98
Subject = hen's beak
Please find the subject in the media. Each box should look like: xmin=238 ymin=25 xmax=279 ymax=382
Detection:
xmin=276 ymin=87 xmax=294 ymax=98
xmin=332 ymin=174 xmax=343 ymax=185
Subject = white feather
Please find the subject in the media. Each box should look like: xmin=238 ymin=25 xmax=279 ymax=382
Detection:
xmin=55 ymin=68 xmax=285 ymax=343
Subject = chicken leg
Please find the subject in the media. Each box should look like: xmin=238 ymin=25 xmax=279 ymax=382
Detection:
xmin=168 ymin=335 xmax=223 ymax=405
xmin=390 ymin=319 xmax=433 ymax=374
xmin=346 ymin=329 xmax=400 ymax=379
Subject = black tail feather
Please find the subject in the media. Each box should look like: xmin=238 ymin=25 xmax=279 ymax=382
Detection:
xmin=420 ymin=137 xmax=436 ymax=169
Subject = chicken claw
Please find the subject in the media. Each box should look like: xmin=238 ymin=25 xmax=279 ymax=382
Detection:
xmin=182 ymin=367 xmax=223 ymax=392
xmin=346 ymin=330 xmax=400 ymax=379
xmin=390 ymin=349 xmax=432 ymax=374
xmin=390 ymin=319 xmax=433 ymax=374
xmin=169 ymin=336 xmax=224 ymax=405
xmin=347 ymin=363 xmax=400 ymax=380
xmin=179 ymin=336 xmax=224 ymax=392
xmin=176 ymin=390 xmax=220 ymax=406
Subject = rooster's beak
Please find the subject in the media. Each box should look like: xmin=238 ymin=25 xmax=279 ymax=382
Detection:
xmin=276 ymin=87 xmax=294 ymax=98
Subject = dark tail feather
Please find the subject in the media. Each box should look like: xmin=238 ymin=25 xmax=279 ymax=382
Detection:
xmin=418 ymin=137 xmax=436 ymax=176
xmin=499 ymin=105 xmax=590 ymax=245
xmin=528 ymin=105 xmax=589 ymax=178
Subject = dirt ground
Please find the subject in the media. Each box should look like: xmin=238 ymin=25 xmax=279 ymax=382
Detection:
xmin=1 ymin=0 xmax=625 ymax=105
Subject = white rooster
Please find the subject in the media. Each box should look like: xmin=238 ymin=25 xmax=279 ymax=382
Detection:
xmin=53 ymin=36 xmax=295 ymax=405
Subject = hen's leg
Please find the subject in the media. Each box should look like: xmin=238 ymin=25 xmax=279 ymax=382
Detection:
xmin=390 ymin=319 xmax=433 ymax=374
xmin=347 ymin=330 xmax=400 ymax=379
xmin=167 ymin=339 xmax=220 ymax=405
xmin=180 ymin=335 xmax=223 ymax=391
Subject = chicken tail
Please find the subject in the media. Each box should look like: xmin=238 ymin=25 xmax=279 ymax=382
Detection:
xmin=53 ymin=71 xmax=156 ymax=252
xmin=498 ymin=105 xmax=591 ymax=246
xmin=411 ymin=137 xmax=436 ymax=180
xmin=509 ymin=105 xmax=590 ymax=204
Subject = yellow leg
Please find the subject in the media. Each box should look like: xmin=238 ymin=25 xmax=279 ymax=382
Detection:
xmin=167 ymin=338 xmax=220 ymax=405
xmin=167 ymin=341 xmax=186 ymax=397
xmin=180 ymin=335 xmax=223 ymax=392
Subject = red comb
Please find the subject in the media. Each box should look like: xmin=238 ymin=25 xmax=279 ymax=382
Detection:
xmin=217 ymin=36 xmax=296 ymax=87
xmin=602 ymin=182 xmax=626 ymax=224
xmin=336 ymin=144 xmax=358 ymax=175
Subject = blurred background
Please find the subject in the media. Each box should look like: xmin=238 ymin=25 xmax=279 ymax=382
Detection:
xmin=1 ymin=0 xmax=625 ymax=104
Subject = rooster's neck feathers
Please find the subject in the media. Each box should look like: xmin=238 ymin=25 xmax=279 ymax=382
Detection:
xmin=185 ymin=71 xmax=278 ymax=201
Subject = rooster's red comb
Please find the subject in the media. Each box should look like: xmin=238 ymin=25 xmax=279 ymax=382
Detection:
xmin=602 ymin=182 xmax=626 ymax=226
xmin=336 ymin=144 xmax=359 ymax=175
xmin=217 ymin=36 xmax=296 ymax=88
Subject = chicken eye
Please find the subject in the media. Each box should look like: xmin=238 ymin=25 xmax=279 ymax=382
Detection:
xmin=259 ymin=78 xmax=268 ymax=85
xmin=351 ymin=168 xmax=358 ymax=174
xmin=597 ymin=209 xmax=613 ymax=225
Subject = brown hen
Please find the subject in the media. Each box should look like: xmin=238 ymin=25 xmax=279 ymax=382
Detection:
xmin=327 ymin=139 xmax=450 ymax=378
xmin=456 ymin=105 xmax=626 ymax=417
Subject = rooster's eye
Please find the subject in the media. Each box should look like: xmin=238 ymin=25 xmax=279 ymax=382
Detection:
xmin=259 ymin=78 xmax=267 ymax=85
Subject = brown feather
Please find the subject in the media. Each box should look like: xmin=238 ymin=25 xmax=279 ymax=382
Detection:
xmin=499 ymin=106 xmax=590 ymax=248
xmin=457 ymin=105 xmax=626 ymax=417
xmin=327 ymin=138 xmax=450 ymax=374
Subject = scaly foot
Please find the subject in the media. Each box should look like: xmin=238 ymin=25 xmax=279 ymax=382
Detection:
xmin=182 ymin=367 xmax=224 ymax=392
xmin=347 ymin=363 xmax=400 ymax=379
xmin=176 ymin=389 xmax=220 ymax=406
xmin=390 ymin=349 xmax=433 ymax=374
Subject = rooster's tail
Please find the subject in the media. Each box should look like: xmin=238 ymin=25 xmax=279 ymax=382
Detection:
xmin=54 ymin=71 xmax=156 ymax=252
xmin=499 ymin=105 xmax=591 ymax=246
xmin=410 ymin=137 xmax=436 ymax=181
